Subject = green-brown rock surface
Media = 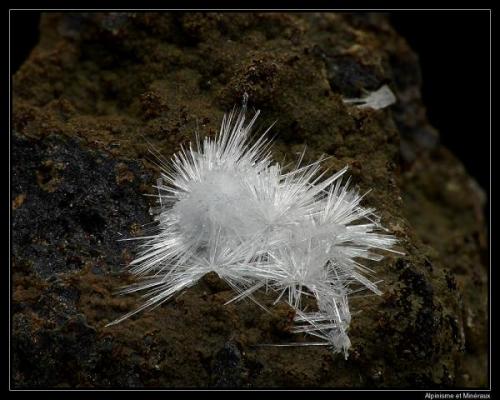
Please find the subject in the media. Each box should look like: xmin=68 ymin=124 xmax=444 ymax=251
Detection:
xmin=11 ymin=12 xmax=488 ymax=388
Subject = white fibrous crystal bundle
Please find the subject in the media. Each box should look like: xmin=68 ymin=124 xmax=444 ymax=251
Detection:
xmin=109 ymin=103 xmax=400 ymax=358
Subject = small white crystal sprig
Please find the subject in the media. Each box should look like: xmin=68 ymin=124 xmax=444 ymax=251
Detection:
xmin=343 ymin=84 xmax=397 ymax=110
xmin=108 ymin=103 xmax=400 ymax=358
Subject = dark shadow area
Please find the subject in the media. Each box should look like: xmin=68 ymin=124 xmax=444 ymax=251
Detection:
xmin=10 ymin=11 xmax=41 ymax=73
xmin=391 ymin=11 xmax=490 ymax=193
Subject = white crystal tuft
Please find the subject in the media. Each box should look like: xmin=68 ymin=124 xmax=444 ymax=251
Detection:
xmin=108 ymin=102 xmax=400 ymax=358
xmin=343 ymin=84 xmax=397 ymax=110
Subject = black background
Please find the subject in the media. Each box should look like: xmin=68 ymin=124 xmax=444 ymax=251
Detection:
xmin=391 ymin=11 xmax=490 ymax=194
xmin=10 ymin=11 xmax=491 ymax=194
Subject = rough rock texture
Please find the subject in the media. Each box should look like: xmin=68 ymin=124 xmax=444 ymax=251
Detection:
xmin=11 ymin=12 xmax=488 ymax=388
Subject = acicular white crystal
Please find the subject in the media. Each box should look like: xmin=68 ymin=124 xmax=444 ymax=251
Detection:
xmin=343 ymin=84 xmax=397 ymax=110
xmin=108 ymin=101 xmax=400 ymax=358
